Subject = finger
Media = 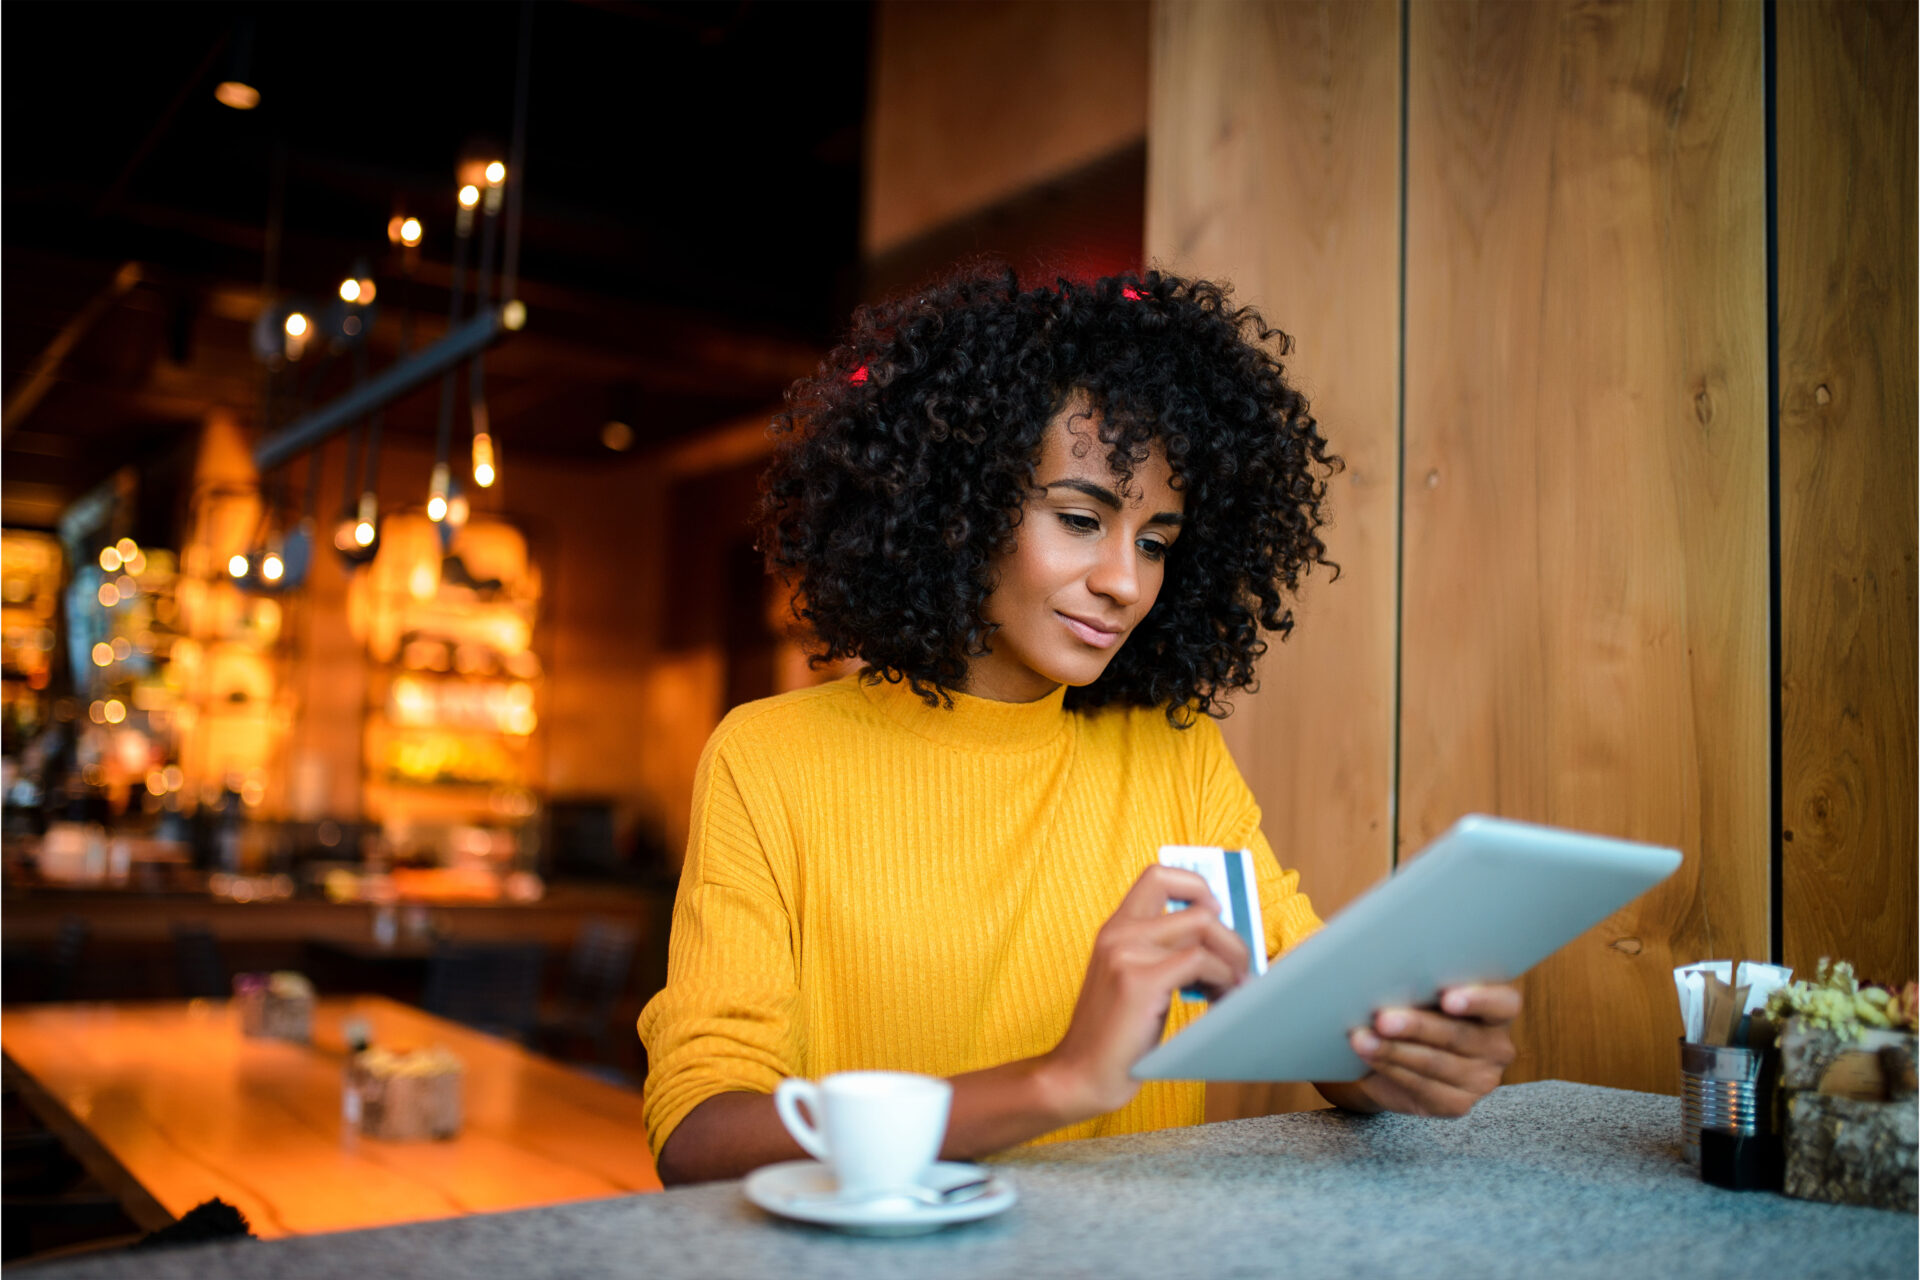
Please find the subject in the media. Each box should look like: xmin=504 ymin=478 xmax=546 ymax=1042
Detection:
xmin=1352 ymin=1027 xmax=1508 ymax=1093
xmin=1372 ymin=1007 xmax=1513 ymax=1063
xmin=1112 ymin=865 xmax=1219 ymax=922
xmin=1438 ymin=984 xmax=1523 ymax=1024
xmin=1110 ymin=939 xmax=1239 ymax=1005
xmin=1347 ymin=1069 xmax=1425 ymax=1117
xmin=1149 ymin=943 xmax=1240 ymax=1003
xmin=1111 ymin=910 xmax=1250 ymax=975
xmin=1360 ymin=1058 xmax=1481 ymax=1119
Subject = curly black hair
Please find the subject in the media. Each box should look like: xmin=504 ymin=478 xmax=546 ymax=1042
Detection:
xmin=760 ymin=266 xmax=1341 ymax=722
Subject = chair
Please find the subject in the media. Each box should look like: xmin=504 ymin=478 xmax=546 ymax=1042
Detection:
xmin=169 ymin=926 xmax=228 ymax=1000
xmin=421 ymin=941 xmax=546 ymax=1043
xmin=536 ymin=919 xmax=638 ymax=1064
xmin=41 ymin=919 xmax=89 ymax=1003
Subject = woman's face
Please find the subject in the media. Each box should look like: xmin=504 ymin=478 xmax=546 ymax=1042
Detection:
xmin=968 ymin=403 xmax=1185 ymax=703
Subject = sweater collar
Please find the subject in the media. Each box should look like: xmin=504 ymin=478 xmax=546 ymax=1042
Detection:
xmin=859 ymin=671 xmax=1071 ymax=752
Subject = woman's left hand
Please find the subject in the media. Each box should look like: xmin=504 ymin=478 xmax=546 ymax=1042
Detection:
xmin=1326 ymin=984 xmax=1522 ymax=1118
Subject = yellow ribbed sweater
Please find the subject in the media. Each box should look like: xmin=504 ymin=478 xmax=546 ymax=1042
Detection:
xmin=636 ymin=674 xmax=1322 ymax=1161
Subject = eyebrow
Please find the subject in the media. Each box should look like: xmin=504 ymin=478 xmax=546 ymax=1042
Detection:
xmin=1042 ymin=478 xmax=1184 ymax=526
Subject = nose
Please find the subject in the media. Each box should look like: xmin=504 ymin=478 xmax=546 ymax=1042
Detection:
xmin=1086 ymin=538 xmax=1141 ymax=607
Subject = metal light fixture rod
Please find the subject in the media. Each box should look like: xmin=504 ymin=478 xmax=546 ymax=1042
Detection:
xmin=252 ymin=307 xmax=519 ymax=471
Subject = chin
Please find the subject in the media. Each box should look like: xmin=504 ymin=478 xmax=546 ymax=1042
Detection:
xmin=1043 ymin=652 xmax=1120 ymax=690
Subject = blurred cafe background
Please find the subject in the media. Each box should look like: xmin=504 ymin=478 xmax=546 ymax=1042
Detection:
xmin=0 ymin=0 xmax=1913 ymax=1252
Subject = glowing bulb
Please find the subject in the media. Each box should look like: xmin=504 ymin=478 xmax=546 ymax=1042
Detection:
xmin=99 ymin=547 xmax=123 ymax=572
xmin=427 ymin=461 xmax=450 ymax=522
xmin=284 ymin=312 xmax=309 ymax=338
xmin=472 ymin=432 xmax=496 ymax=488
xmin=111 ymin=637 xmax=131 ymax=661
xmin=103 ymin=700 xmax=126 ymax=725
xmin=458 ymin=185 xmax=480 ymax=208
xmin=502 ymin=300 xmax=526 ymax=330
xmin=485 ymin=161 xmax=506 ymax=185
xmin=126 ymin=550 xmax=147 ymax=576
xmin=228 ymin=554 xmax=250 ymax=578
xmin=261 ymin=553 xmax=284 ymax=582
xmin=89 ymin=701 xmax=107 ymax=724
xmin=146 ymin=771 xmax=167 ymax=797
xmin=215 ymin=81 xmax=260 ymax=110
xmin=354 ymin=520 xmax=375 ymax=547
xmin=339 ymin=278 xmax=362 ymax=303
xmin=92 ymin=642 xmax=113 ymax=667
xmin=357 ymin=278 xmax=376 ymax=303
xmin=446 ymin=493 xmax=470 ymax=526
xmin=400 ymin=217 xmax=422 ymax=246
xmin=98 ymin=583 xmax=121 ymax=608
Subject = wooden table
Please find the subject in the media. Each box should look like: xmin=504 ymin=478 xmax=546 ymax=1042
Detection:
xmin=0 ymin=996 xmax=662 ymax=1239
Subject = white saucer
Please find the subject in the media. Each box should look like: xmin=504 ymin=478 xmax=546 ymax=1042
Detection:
xmin=743 ymin=1160 xmax=1016 ymax=1236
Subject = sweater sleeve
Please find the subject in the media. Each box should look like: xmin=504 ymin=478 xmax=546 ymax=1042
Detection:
xmin=636 ymin=733 xmax=802 ymax=1161
xmin=1190 ymin=717 xmax=1323 ymax=961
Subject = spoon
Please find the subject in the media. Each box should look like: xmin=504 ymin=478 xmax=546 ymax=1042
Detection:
xmin=794 ymin=1176 xmax=995 ymax=1212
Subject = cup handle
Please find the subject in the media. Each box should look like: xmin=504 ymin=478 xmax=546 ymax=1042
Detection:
xmin=773 ymin=1078 xmax=831 ymax=1163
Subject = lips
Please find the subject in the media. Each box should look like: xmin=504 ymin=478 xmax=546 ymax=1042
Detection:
xmin=1057 ymin=612 xmax=1123 ymax=649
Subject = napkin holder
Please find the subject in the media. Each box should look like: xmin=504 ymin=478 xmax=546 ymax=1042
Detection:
xmin=346 ymin=1047 xmax=464 ymax=1142
xmin=233 ymin=972 xmax=314 ymax=1043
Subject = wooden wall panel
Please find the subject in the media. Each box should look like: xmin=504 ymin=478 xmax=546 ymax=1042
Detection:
xmin=866 ymin=0 xmax=1149 ymax=256
xmin=1146 ymin=0 xmax=1401 ymax=1118
xmin=1401 ymin=0 xmax=1769 ymax=1093
xmin=1777 ymin=0 xmax=1919 ymax=986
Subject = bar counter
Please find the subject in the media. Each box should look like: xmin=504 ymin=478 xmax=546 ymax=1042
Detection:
xmin=33 ymin=1082 xmax=1916 ymax=1279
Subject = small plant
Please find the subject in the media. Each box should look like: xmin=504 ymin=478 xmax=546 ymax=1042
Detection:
xmin=1765 ymin=959 xmax=1919 ymax=1034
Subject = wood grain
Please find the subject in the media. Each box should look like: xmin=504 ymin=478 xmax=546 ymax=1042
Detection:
xmin=0 ymin=997 xmax=661 ymax=1239
xmin=1401 ymin=0 xmax=1769 ymax=1094
xmin=1147 ymin=0 xmax=1402 ymax=1118
xmin=1776 ymin=0 xmax=1919 ymax=987
xmin=866 ymin=0 xmax=1149 ymax=255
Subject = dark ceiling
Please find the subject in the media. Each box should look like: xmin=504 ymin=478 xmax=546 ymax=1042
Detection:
xmin=2 ymin=0 xmax=871 ymax=528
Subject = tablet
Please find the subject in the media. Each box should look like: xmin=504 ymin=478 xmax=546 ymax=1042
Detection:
xmin=1131 ymin=814 xmax=1682 ymax=1082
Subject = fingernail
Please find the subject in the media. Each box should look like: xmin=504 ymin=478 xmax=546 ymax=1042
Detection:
xmin=1377 ymin=1011 xmax=1408 ymax=1036
xmin=1351 ymin=1029 xmax=1380 ymax=1055
xmin=1443 ymin=990 xmax=1469 ymax=1015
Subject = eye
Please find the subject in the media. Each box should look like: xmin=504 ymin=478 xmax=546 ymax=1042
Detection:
xmin=1056 ymin=512 xmax=1100 ymax=534
xmin=1137 ymin=537 xmax=1170 ymax=562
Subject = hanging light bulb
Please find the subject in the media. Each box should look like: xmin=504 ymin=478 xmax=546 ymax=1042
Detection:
xmin=472 ymin=432 xmax=496 ymax=488
xmin=485 ymin=161 xmax=506 ymax=186
xmin=354 ymin=492 xmax=378 ymax=548
xmin=261 ymin=552 xmax=285 ymax=583
xmin=427 ymin=462 xmax=450 ymax=523
xmin=447 ymin=488 xmax=470 ymax=528
xmin=228 ymin=554 xmax=250 ymax=579
xmin=458 ymin=184 xmax=480 ymax=210
xmin=339 ymin=278 xmax=362 ymax=304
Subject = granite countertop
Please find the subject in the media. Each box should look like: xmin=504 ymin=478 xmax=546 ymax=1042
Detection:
xmin=38 ymin=1081 xmax=1919 ymax=1280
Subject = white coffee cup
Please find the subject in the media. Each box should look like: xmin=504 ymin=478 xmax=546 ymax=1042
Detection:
xmin=773 ymin=1071 xmax=952 ymax=1198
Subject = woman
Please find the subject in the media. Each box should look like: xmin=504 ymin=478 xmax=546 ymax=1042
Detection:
xmin=639 ymin=270 xmax=1519 ymax=1185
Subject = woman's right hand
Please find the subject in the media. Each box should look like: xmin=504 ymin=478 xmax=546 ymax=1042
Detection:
xmin=1039 ymin=865 xmax=1252 ymax=1122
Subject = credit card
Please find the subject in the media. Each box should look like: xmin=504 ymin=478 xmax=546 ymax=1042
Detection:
xmin=1158 ymin=845 xmax=1268 ymax=1001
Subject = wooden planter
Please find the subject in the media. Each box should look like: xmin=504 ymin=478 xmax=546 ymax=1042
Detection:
xmin=1778 ymin=1019 xmax=1917 ymax=1212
